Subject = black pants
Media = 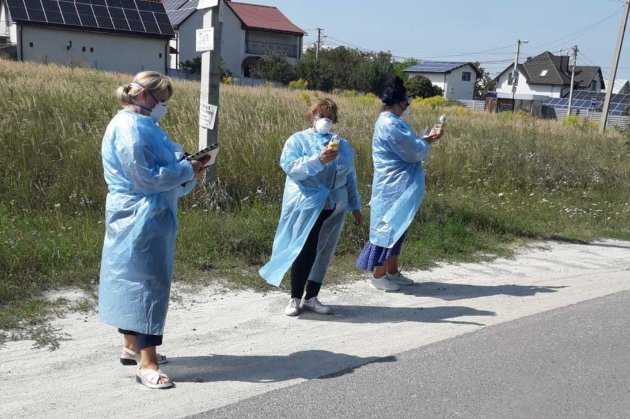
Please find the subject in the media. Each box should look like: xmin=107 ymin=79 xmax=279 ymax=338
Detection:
xmin=118 ymin=328 xmax=163 ymax=350
xmin=290 ymin=208 xmax=334 ymax=299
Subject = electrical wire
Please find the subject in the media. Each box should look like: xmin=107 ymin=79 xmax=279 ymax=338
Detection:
xmin=529 ymin=6 xmax=624 ymax=51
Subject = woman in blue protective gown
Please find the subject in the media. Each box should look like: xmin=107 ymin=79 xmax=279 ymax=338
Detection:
xmin=259 ymin=98 xmax=363 ymax=316
xmin=99 ymin=71 xmax=210 ymax=389
xmin=356 ymin=76 xmax=443 ymax=291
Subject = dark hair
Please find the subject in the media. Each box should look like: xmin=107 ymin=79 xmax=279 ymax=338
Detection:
xmin=381 ymin=76 xmax=407 ymax=106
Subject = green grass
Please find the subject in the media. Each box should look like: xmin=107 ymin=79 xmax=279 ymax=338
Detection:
xmin=1 ymin=58 xmax=629 ymax=347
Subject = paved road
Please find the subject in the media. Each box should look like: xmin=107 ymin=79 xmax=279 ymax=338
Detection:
xmin=195 ymin=290 xmax=630 ymax=419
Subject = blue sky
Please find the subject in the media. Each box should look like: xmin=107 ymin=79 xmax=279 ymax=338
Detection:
xmin=242 ymin=0 xmax=630 ymax=82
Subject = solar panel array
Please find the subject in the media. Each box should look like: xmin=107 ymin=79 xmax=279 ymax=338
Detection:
xmin=163 ymin=0 xmax=196 ymax=27
xmin=406 ymin=62 xmax=466 ymax=73
xmin=547 ymin=91 xmax=630 ymax=116
xmin=6 ymin=0 xmax=174 ymax=37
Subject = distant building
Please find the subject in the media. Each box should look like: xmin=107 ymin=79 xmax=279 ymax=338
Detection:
xmin=494 ymin=51 xmax=605 ymax=100
xmin=166 ymin=0 xmax=305 ymax=78
xmin=0 ymin=0 xmax=173 ymax=74
xmin=603 ymin=78 xmax=630 ymax=94
xmin=403 ymin=61 xmax=481 ymax=100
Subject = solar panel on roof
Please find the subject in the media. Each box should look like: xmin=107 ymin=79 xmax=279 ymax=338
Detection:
xmin=167 ymin=6 xmax=195 ymax=26
xmin=7 ymin=0 xmax=174 ymax=36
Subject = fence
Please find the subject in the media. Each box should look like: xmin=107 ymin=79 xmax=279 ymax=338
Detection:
xmin=457 ymin=99 xmax=486 ymax=111
xmin=457 ymin=99 xmax=628 ymax=130
xmin=544 ymin=107 xmax=629 ymax=129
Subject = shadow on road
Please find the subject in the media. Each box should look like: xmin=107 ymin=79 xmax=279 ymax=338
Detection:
xmin=168 ymin=350 xmax=396 ymax=383
xmin=399 ymin=282 xmax=564 ymax=301
xmin=300 ymin=305 xmax=495 ymax=326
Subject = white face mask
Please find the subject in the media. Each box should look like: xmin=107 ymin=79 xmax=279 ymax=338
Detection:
xmin=314 ymin=117 xmax=334 ymax=134
xmin=151 ymin=102 xmax=168 ymax=122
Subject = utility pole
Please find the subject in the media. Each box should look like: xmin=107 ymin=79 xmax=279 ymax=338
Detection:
xmin=567 ymin=45 xmax=578 ymax=116
xmin=600 ymin=0 xmax=629 ymax=134
xmin=511 ymin=39 xmax=528 ymax=111
xmin=196 ymin=0 xmax=222 ymax=181
xmin=315 ymin=27 xmax=323 ymax=62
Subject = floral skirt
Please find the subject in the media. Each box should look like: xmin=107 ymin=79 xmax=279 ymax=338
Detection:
xmin=355 ymin=232 xmax=407 ymax=272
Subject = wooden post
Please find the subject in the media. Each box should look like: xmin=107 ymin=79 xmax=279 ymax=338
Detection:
xmin=600 ymin=0 xmax=629 ymax=134
xmin=196 ymin=0 xmax=222 ymax=181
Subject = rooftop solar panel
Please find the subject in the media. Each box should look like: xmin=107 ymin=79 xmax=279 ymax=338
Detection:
xmin=6 ymin=0 xmax=174 ymax=37
xmin=405 ymin=61 xmax=469 ymax=74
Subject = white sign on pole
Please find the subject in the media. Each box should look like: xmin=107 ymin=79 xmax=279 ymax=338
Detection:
xmin=199 ymin=103 xmax=218 ymax=130
xmin=197 ymin=0 xmax=218 ymax=9
xmin=196 ymin=28 xmax=215 ymax=52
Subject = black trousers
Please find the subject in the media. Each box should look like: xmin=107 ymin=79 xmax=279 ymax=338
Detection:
xmin=290 ymin=208 xmax=334 ymax=299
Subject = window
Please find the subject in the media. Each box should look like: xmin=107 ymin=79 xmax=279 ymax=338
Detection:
xmin=591 ymin=80 xmax=597 ymax=91
xmin=29 ymin=42 xmax=33 ymax=47
xmin=158 ymin=53 xmax=162 ymax=58
xmin=540 ymin=70 xmax=548 ymax=76
xmin=462 ymin=71 xmax=471 ymax=81
xmin=82 ymin=46 xmax=86 ymax=52
xmin=508 ymin=72 xmax=513 ymax=85
xmin=90 ymin=47 xmax=93 ymax=52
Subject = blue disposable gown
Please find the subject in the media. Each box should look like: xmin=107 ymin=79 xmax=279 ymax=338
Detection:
xmin=369 ymin=112 xmax=431 ymax=248
xmin=259 ymin=129 xmax=361 ymax=286
xmin=99 ymin=109 xmax=196 ymax=335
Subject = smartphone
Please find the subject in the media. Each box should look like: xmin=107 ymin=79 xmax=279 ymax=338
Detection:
xmin=186 ymin=143 xmax=219 ymax=161
xmin=433 ymin=114 xmax=447 ymax=131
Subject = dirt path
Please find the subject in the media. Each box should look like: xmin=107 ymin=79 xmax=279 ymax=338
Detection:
xmin=2 ymin=240 xmax=629 ymax=418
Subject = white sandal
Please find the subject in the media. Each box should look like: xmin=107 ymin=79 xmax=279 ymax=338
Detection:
xmin=136 ymin=368 xmax=173 ymax=389
xmin=120 ymin=347 xmax=167 ymax=366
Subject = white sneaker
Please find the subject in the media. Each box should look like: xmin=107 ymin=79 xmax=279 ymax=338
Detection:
xmin=284 ymin=298 xmax=300 ymax=316
xmin=386 ymin=271 xmax=414 ymax=286
xmin=301 ymin=297 xmax=331 ymax=315
xmin=370 ymin=276 xmax=400 ymax=291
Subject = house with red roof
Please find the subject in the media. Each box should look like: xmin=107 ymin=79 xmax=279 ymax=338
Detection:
xmin=165 ymin=0 xmax=305 ymax=78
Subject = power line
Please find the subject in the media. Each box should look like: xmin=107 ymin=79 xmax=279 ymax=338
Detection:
xmin=530 ymin=7 xmax=624 ymax=50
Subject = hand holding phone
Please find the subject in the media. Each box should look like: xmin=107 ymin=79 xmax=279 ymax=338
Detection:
xmin=430 ymin=114 xmax=447 ymax=135
xmin=186 ymin=143 xmax=219 ymax=161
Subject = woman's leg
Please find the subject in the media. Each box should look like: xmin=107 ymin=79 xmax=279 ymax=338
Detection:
xmin=123 ymin=334 xmax=138 ymax=352
xmin=137 ymin=334 xmax=170 ymax=384
xmin=385 ymin=255 xmax=400 ymax=275
xmin=290 ymin=209 xmax=334 ymax=299
xmin=374 ymin=264 xmax=387 ymax=278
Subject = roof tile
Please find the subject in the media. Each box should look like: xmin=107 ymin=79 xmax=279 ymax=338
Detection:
xmin=226 ymin=1 xmax=305 ymax=35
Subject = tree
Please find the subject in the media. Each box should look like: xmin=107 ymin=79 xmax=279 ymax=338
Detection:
xmin=179 ymin=58 xmax=232 ymax=79
xmin=406 ymin=75 xmax=442 ymax=98
xmin=296 ymin=46 xmax=395 ymax=95
xmin=252 ymin=52 xmax=296 ymax=84
xmin=474 ymin=62 xmax=497 ymax=99
xmin=393 ymin=58 xmax=420 ymax=82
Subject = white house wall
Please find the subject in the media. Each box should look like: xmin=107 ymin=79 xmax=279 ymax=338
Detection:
xmin=408 ymin=66 xmax=476 ymax=100
xmin=411 ymin=73 xmax=447 ymax=92
xmin=220 ymin=3 xmax=245 ymax=76
xmin=19 ymin=26 xmax=167 ymax=74
xmin=443 ymin=65 xmax=476 ymax=100
xmin=495 ymin=69 xmax=564 ymax=99
xmin=169 ymin=11 xmax=203 ymax=68
xmin=1 ymin=0 xmax=9 ymax=38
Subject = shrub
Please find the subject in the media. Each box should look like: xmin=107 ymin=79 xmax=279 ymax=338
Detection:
xmin=412 ymin=95 xmax=448 ymax=108
xmin=406 ymin=75 xmax=443 ymax=98
xmin=252 ymin=52 xmax=296 ymax=84
xmin=288 ymin=78 xmax=308 ymax=90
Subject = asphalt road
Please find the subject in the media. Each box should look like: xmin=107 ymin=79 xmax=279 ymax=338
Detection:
xmin=193 ymin=290 xmax=630 ymax=419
